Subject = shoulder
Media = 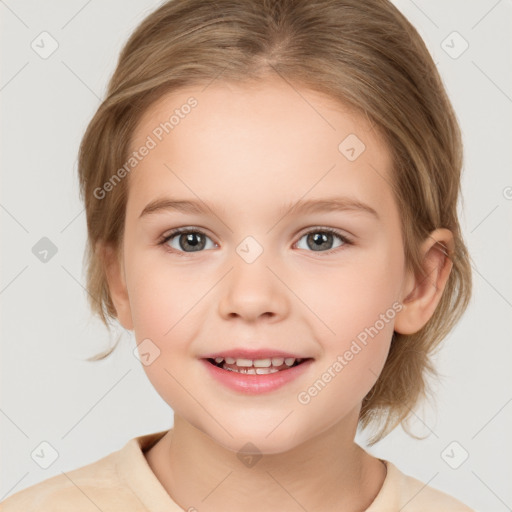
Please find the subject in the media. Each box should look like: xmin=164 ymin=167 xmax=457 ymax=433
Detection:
xmin=0 ymin=443 xmax=142 ymax=512
xmin=372 ymin=459 xmax=475 ymax=512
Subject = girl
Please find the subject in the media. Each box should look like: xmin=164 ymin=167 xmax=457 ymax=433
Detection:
xmin=2 ymin=0 xmax=475 ymax=510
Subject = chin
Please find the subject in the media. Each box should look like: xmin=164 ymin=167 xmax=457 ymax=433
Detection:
xmin=199 ymin=420 xmax=307 ymax=456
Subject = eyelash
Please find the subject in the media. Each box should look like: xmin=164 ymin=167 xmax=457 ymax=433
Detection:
xmin=157 ymin=226 xmax=354 ymax=257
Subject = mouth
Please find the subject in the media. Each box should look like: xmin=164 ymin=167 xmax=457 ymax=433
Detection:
xmin=205 ymin=356 xmax=311 ymax=374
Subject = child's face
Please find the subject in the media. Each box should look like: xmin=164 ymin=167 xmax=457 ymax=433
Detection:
xmin=113 ymin=78 xmax=412 ymax=453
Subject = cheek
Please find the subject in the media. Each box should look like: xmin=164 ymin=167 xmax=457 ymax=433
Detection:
xmin=126 ymin=249 xmax=185 ymax=332
xmin=125 ymin=251 xmax=210 ymax=369
xmin=311 ymin=248 xmax=402 ymax=375
xmin=126 ymin=254 xmax=201 ymax=408
xmin=305 ymin=248 xmax=402 ymax=334
xmin=300 ymin=270 xmax=400 ymax=412
xmin=130 ymin=282 xmax=171 ymax=336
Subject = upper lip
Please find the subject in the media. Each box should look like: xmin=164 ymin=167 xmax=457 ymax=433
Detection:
xmin=201 ymin=349 xmax=312 ymax=360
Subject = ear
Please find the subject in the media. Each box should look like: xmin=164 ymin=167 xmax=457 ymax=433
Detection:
xmin=99 ymin=242 xmax=134 ymax=331
xmin=394 ymin=228 xmax=454 ymax=335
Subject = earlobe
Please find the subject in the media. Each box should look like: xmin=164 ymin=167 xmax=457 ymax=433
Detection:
xmin=394 ymin=229 xmax=454 ymax=335
xmin=100 ymin=242 xmax=134 ymax=331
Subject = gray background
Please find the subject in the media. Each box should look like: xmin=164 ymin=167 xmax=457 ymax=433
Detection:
xmin=1 ymin=1 xmax=511 ymax=510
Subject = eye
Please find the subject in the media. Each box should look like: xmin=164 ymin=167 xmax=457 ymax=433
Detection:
xmin=158 ymin=226 xmax=353 ymax=256
xmin=295 ymin=227 xmax=353 ymax=255
xmin=159 ymin=228 xmax=217 ymax=255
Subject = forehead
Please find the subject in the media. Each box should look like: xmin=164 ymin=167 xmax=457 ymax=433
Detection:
xmin=132 ymin=78 xmax=382 ymax=150
xmin=127 ymin=78 xmax=396 ymax=220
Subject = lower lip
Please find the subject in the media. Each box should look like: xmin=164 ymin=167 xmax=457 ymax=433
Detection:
xmin=201 ymin=359 xmax=313 ymax=395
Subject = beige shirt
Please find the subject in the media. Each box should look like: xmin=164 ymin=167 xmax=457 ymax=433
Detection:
xmin=1 ymin=430 xmax=474 ymax=511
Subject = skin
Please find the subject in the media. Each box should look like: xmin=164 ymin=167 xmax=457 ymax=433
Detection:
xmin=102 ymin=76 xmax=454 ymax=511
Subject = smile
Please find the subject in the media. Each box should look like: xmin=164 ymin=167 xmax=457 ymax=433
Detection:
xmin=202 ymin=357 xmax=313 ymax=394
xmin=207 ymin=356 xmax=306 ymax=374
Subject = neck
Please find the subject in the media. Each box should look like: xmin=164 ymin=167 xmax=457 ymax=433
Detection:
xmin=145 ymin=410 xmax=386 ymax=512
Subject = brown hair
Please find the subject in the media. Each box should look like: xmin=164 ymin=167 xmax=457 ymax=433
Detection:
xmin=77 ymin=0 xmax=473 ymax=445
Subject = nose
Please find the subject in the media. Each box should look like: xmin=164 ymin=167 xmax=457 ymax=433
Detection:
xmin=217 ymin=248 xmax=290 ymax=323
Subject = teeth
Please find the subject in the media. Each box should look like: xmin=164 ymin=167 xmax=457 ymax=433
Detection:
xmin=212 ymin=357 xmax=300 ymax=367
xmin=213 ymin=356 xmax=305 ymax=374
xmin=236 ymin=358 xmax=253 ymax=367
xmin=253 ymin=358 xmax=272 ymax=367
xmin=256 ymin=367 xmax=279 ymax=374
xmin=223 ymin=364 xmax=280 ymax=374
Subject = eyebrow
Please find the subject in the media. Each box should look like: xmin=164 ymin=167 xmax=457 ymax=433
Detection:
xmin=139 ymin=195 xmax=380 ymax=220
